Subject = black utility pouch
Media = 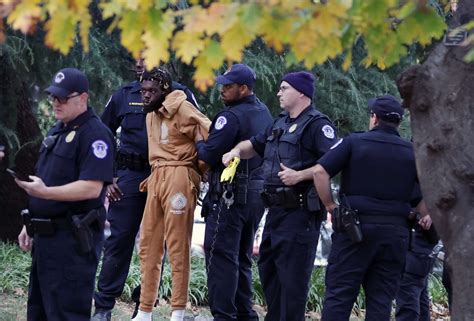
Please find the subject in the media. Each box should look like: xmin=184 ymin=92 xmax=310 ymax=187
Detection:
xmin=234 ymin=173 xmax=248 ymax=205
xmin=278 ymin=187 xmax=299 ymax=208
xmin=305 ymin=186 xmax=321 ymax=212
xmin=30 ymin=218 xmax=55 ymax=236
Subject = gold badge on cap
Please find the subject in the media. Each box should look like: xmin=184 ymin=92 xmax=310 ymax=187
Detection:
xmin=288 ymin=124 xmax=297 ymax=133
xmin=65 ymin=131 xmax=76 ymax=143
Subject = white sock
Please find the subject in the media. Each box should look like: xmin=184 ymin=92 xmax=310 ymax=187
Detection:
xmin=170 ymin=309 xmax=185 ymax=321
xmin=131 ymin=310 xmax=152 ymax=321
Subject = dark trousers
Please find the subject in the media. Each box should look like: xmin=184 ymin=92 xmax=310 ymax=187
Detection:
xmin=94 ymin=169 xmax=148 ymax=310
xmin=322 ymin=224 xmax=409 ymax=321
xmin=396 ymin=251 xmax=434 ymax=321
xmin=258 ymin=207 xmax=320 ymax=321
xmin=28 ymin=226 xmax=104 ymax=321
xmin=395 ymin=272 xmax=431 ymax=321
xmin=204 ymin=191 xmax=264 ymax=321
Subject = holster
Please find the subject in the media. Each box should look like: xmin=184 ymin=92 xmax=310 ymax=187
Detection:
xmin=332 ymin=206 xmax=363 ymax=243
xmin=71 ymin=209 xmax=103 ymax=254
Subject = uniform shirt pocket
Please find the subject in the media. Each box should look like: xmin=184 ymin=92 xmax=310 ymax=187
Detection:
xmin=122 ymin=110 xmax=146 ymax=130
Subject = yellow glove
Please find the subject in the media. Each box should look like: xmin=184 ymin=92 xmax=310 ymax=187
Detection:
xmin=220 ymin=157 xmax=240 ymax=183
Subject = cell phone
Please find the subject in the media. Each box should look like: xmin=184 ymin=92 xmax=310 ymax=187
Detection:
xmin=0 ymin=145 xmax=5 ymax=151
xmin=6 ymin=168 xmax=31 ymax=181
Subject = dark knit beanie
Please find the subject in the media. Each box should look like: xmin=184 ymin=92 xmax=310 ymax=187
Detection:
xmin=281 ymin=71 xmax=315 ymax=99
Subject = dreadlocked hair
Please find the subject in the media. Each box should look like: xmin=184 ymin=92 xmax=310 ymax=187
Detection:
xmin=140 ymin=67 xmax=172 ymax=93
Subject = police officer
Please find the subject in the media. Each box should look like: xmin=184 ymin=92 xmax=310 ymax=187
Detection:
xmin=223 ymin=71 xmax=337 ymax=321
xmin=313 ymin=95 xmax=430 ymax=321
xmin=395 ymin=185 xmax=438 ymax=321
xmin=15 ymin=68 xmax=114 ymax=321
xmin=92 ymin=59 xmax=200 ymax=321
xmin=196 ymin=64 xmax=272 ymax=321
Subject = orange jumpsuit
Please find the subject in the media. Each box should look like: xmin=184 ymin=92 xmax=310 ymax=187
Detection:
xmin=138 ymin=90 xmax=211 ymax=312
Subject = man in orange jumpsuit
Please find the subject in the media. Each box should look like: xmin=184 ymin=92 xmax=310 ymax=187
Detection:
xmin=132 ymin=68 xmax=211 ymax=321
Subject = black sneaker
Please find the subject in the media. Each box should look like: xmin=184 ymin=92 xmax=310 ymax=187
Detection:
xmin=91 ymin=308 xmax=112 ymax=321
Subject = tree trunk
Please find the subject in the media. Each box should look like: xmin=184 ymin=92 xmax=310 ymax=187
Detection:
xmin=397 ymin=1 xmax=473 ymax=319
xmin=0 ymin=50 xmax=42 ymax=242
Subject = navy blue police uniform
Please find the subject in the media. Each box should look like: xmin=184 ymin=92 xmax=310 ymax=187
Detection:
xmin=318 ymin=97 xmax=418 ymax=321
xmin=94 ymin=79 xmax=199 ymax=313
xmin=27 ymin=107 xmax=114 ymax=321
xmin=197 ymin=94 xmax=273 ymax=321
xmin=250 ymin=105 xmax=337 ymax=321
xmin=395 ymin=185 xmax=439 ymax=321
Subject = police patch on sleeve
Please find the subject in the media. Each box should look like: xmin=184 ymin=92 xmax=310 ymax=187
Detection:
xmin=330 ymin=138 xmax=343 ymax=150
xmin=214 ymin=116 xmax=227 ymax=130
xmin=322 ymin=125 xmax=335 ymax=139
xmin=91 ymin=140 xmax=108 ymax=159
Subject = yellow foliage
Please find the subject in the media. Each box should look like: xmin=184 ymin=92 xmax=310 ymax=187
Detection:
xmin=44 ymin=11 xmax=76 ymax=54
xmin=118 ymin=10 xmax=145 ymax=58
xmin=6 ymin=0 xmax=42 ymax=34
xmin=3 ymin=0 xmax=447 ymax=90
xmin=142 ymin=10 xmax=175 ymax=67
xmin=173 ymin=31 xmax=205 ymax=64
xmin=221 ymin=23 xmax=255 ymax=61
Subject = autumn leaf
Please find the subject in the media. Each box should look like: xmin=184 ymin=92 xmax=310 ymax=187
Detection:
xmin=6 ymin=0 xmax=42 ymax=34
xmin=193 ymin=39 xmax=225 ymax=91
xmin=142 ymin=9 xmax=175 ymax=67
xmin=118 ymin=10 xmax=145 ymax=59
xmin=44 ymin=11 xmax=76 ymax=54
xmin=221 ymin=23 xmax=255 ymax=61
xmin=172 ymin=31 xmax=205 ymax=64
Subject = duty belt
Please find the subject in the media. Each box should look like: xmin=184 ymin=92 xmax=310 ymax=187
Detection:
xmin=25 ymin=216 xmax=71 ymax=236
xmin=116 ymin=152 xmax=150 ymax=171
xmin=261 ymin=185 xmax=320 ymax=212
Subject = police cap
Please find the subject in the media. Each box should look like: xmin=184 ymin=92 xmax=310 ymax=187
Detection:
xmin=215 ymin=64 xmax=256 ymax=87
xmin=45 ymin=68 xmax=89 ymax=98
xmin=368 ymin=95 xmax=404 ymax=123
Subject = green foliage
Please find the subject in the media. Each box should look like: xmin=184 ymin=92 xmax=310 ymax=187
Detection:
xmin=0 ymin=242 xmax=31 ymax=294
xmin=306 ymin=267 xmax=326 ymax=312
xmin=0 ymin=241 xmax=450 ymax=316
xmin=429 ymin=273 xmax=449 ymax=306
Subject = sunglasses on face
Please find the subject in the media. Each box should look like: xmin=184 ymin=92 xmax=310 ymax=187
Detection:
xmin=49 ymin=93 xmax=81 ymax=104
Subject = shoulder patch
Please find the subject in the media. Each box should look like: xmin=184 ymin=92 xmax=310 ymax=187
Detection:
xmin=214 ymin=116 xmax=227 ymax=130
xmin=91 ymin=140 xmax=108 ymax=159
xmin=322 ymin=125 xmax=335 ymax=139
xmin=330 ymin=138 xmax=343 ymax=150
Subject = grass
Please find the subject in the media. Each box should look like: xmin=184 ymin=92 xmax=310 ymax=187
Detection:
xmin=0 ymin=241 xmax=450 ymax=320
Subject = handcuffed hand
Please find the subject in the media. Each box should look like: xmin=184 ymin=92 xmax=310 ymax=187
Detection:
xmin=106 ymin=177 xmax=123 ymax=202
